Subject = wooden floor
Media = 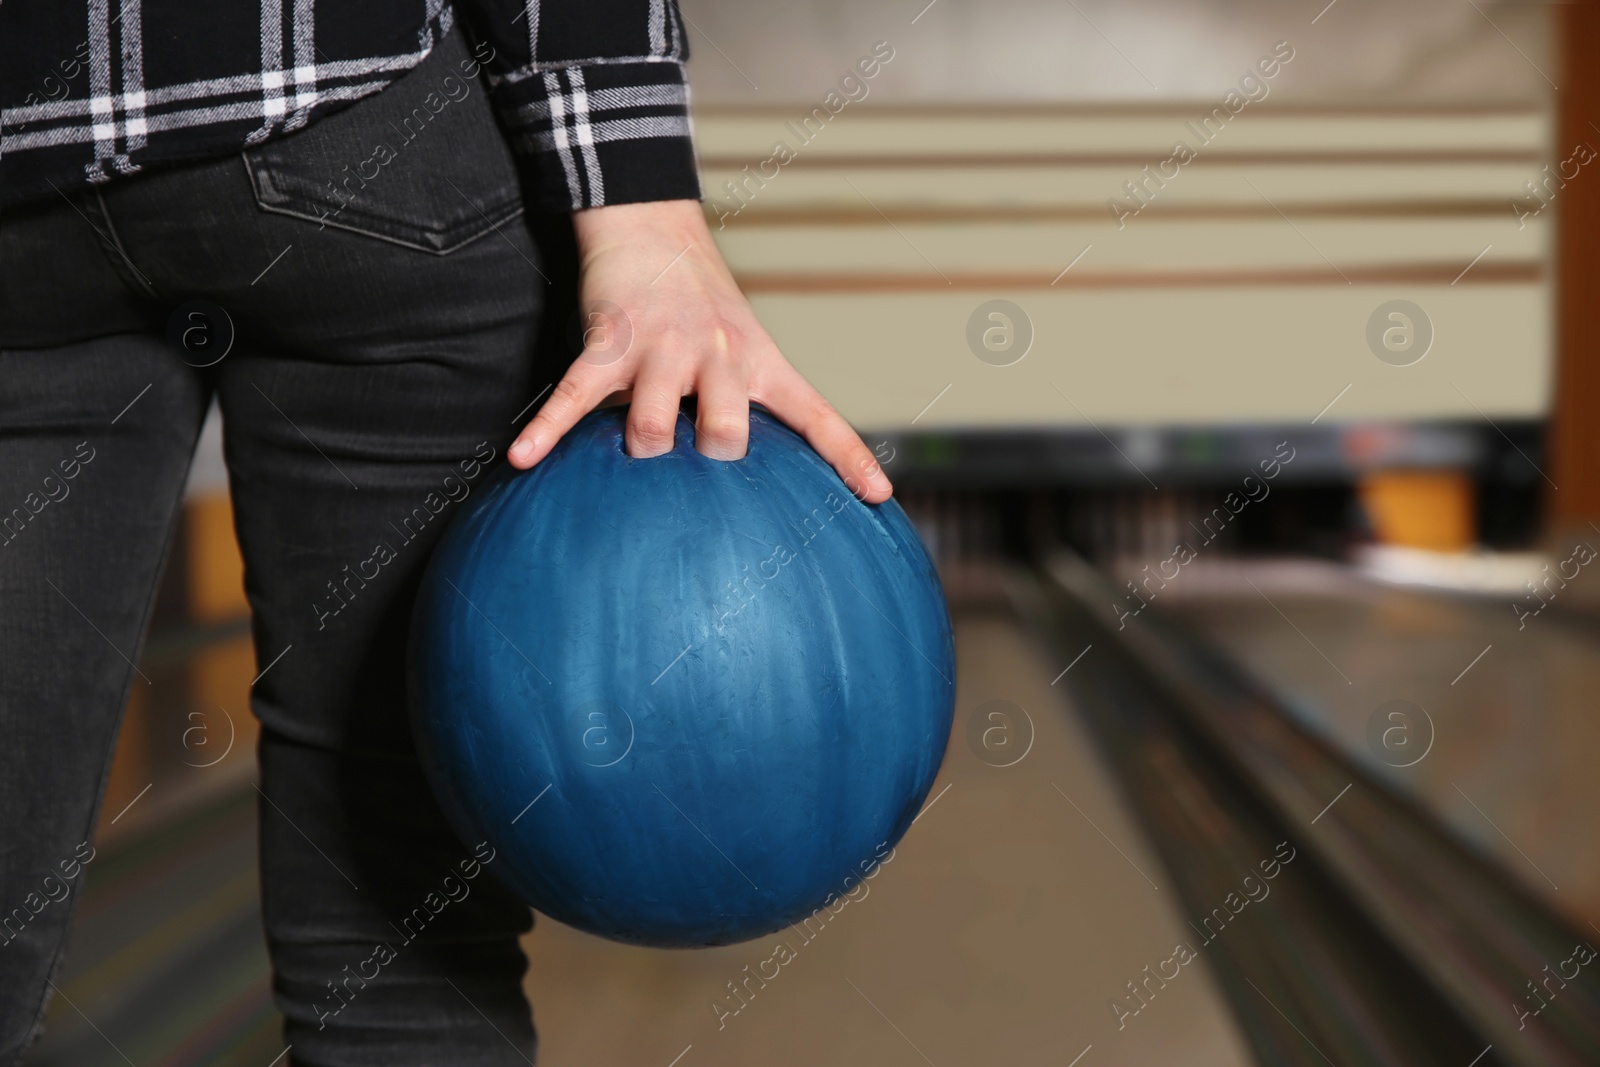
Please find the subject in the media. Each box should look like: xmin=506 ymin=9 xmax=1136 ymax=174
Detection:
xmin=25 ymin=793 xmax=283 ymax=1067
xmin=1152 ymin=559 xmax=1600 ymax=933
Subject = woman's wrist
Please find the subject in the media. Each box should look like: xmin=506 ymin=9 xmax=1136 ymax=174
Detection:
xmin=572 ymin=199 xmax=711 ymax=261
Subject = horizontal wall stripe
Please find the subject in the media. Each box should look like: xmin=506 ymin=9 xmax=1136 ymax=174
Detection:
xmin=733 ymin=262 xmax=1541 ymax=293
xmin=691 ymin=110 xmax=1548 ymax=159
xmin=693 ymin=102 xmax=1545 ymax=118
xmin=699 ymin=149 xmax=1544 ymax=169
xmin=707 ymin=200 xmax=1540 ymax=226
xmin=699 ymin=165 xmax=1547 ymax=210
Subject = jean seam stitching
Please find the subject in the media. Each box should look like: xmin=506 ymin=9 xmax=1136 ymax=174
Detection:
xmin=88 ymin=188 xmax=161 ymax=299
xmin=247 ymin=192 xmax=526 ymax=256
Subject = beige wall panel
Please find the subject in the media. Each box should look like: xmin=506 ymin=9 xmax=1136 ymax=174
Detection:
xmin=753 ymin=286 xmax=1549 ymax=430
xmin=716 ymin=217 xmax=1546 ymax=276
xmin=694 ymin=111 xmax=1548 ymax=159
xmin=702 ymin=162 xmax=1549 ymax=212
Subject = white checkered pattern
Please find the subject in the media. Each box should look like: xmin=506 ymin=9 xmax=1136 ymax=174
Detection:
xmin=3 ymin=0 xmax=701 ymax=211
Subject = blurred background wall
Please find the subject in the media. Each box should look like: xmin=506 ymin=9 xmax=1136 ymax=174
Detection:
xmin=681 ymin=0 xmax=1560 ymax=571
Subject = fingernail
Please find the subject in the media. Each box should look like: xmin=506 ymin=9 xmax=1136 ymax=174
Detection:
xmin=509 ymin=440 xmax=532 ymax=462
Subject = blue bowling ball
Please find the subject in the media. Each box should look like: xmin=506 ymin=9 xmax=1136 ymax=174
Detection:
xmin=409 ymin=406 xmax=955 ymax=947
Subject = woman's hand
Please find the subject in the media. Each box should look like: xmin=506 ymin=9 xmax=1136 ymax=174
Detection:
xmin=506 ymin=199 xmax=893 ymax=503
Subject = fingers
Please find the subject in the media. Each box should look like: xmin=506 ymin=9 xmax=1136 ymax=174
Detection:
xmin=694 ymin=355 xmax=750 ymax=461
xmin=625 ymin=365 xmax=686 ymax=459
xmin=507 ymin=322 xmax=873 ymax=498
xmin=755 ymin=361 xmax=893 ymax=503
xmin=508 ymin=360 xmax=615 ymax=469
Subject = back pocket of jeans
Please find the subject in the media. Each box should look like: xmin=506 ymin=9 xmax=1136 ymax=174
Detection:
xmin=243 ymin=27 xmax=523 ymax=255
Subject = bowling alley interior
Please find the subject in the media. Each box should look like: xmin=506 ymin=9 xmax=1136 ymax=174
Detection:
xmin=20 ymin=1 xmax=1600 ymax=1065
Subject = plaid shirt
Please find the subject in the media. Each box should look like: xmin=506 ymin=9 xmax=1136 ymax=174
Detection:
xmin=0 ymin=0 xmax=701 ymax=211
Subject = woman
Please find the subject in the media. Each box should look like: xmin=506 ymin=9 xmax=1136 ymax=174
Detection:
xmin=0 ymin=1 xmax=891 ymax=1063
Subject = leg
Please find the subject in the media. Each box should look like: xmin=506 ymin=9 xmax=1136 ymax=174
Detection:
xmin=86 ymin=25 xmax=556 ymax=1063
xmin=0 ymin=193 xmax=208 ymax=1061
xmin=215 ymin=224 xmax=545 ymax=1065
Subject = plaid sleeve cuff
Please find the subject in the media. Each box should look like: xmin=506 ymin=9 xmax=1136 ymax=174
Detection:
xmin=493 ymin=59 xmax=701 ymax=212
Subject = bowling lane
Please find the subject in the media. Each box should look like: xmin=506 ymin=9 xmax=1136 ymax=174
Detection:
xmin=23 ymin=791 xmax=282 ymax=1067
xmin=518 ymin=597 xmax=1252 ymax=1067
xmin=1147 ymin=559 xmax=1600 ymax=931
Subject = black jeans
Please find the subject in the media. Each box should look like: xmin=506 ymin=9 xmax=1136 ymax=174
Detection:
xmin=0 ymin=28 xmax=566 ymax=1066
